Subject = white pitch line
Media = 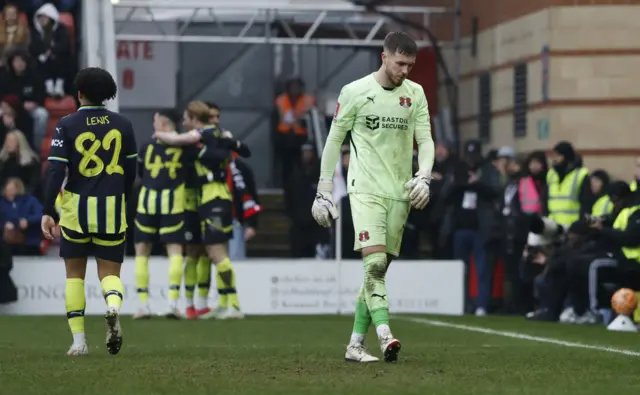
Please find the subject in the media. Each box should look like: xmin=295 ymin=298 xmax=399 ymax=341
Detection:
xmin=400 ymin=316 xmax=640 ymax=357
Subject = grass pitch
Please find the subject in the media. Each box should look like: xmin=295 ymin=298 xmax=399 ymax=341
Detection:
xmin=1 ymin=315 xmax=639 ymax=395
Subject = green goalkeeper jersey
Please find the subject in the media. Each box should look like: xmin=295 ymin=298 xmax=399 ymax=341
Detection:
xmin=328 ymin=73 xmax=432 ymax=201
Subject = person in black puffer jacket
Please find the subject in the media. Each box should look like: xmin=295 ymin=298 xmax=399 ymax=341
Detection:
xmin=0 ymin=203 xmax=18 ymax=305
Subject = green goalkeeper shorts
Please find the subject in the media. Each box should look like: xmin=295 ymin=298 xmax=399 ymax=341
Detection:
xmin=349 ymin=192 xmax=411 ymax=257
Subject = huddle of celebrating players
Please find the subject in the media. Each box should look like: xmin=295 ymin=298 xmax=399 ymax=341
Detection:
xmin=132 ymin=101 xmax=251 ymax=321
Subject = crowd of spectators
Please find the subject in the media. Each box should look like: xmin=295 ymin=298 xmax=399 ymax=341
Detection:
xmin=0 ymin=1 xmax=77 ymax=267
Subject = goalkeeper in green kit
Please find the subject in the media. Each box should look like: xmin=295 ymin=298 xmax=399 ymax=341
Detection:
xmin=311 ymin=32 xmax=435 ymax=363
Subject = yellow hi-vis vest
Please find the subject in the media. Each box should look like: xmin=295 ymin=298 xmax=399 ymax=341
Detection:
xmin=547 ymin=167 xmax=589 ymax=227
xmin=612 ymin=205 xmax=640 ymax=262
xmin=620 ymin=203 xmax=640 ymax=323
xmin=631 ymin=180 xmax=637 ymax=192
xmin=591 ymin=195 xmax=613 ymax=217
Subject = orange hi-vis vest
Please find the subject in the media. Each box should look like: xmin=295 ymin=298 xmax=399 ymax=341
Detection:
xmin=275 ymin=93 xmax=315 ymax=136
xmin=518 ymin=176 xmax=542 ymax=214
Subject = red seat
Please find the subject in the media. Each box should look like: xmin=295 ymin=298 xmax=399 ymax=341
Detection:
xmin=58 ymin=13 xmax=75 ymax=54
xmin=45 ymin=95 xmax=76 ymax=118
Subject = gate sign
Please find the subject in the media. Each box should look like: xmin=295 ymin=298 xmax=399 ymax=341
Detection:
xmin=115 ymin=21 xmax=177 ymax=109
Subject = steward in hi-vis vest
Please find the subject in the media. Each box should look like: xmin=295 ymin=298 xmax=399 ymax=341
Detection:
xmin=547 ymin=141 xmax=593 ymax=227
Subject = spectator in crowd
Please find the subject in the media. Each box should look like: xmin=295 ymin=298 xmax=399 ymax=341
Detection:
xmin=0 ymin=94 xmax=34 ymax=146
xmin=0 ymin=130 xmax=40 ymax=195
xmin=589 ymin=170 xmax=612 ymax=217
xmin=288 ymin=143 xmax=325 ymax=258
xmin=0 ymin=49 xmax=48 ymax=150
xmin=274 ymin=77 xmax=314 ymax=207
xmin=0 ymin=177 xmax=42 ymax=255
xmin=510 ymin=150 xmax=549 ymax=313
xmin=483 ymin=147 xmax=518 ymax=309
xmin=29 ymin=2 xmax=70 ymax=97
xmin=440 ymin=140 xmax=502 ymax=316
xmin=0 ymin=3 xmax=30 ymax=64
xmin=428 ymin=141 xmax=458 ymax=259
xmin=547 ymin=141 xmax=593 ymax=228
xmin=520 ymin=151 xmax=548 ymax=216
xmin=0 ymin=193 xmax=17 ymax=305
xmin=497 ymin=153 xmax=527 ymax=314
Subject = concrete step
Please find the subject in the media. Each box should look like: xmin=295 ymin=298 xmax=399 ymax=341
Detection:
xmin=250 ymin=191 xmax=291 ymax=257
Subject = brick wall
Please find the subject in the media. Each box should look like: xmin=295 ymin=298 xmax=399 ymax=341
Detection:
xmin=419 ymin=1 xmax=640 ymax=178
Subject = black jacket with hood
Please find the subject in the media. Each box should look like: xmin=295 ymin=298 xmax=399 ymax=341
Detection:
xmin=0 ymin=49 xmax=46 ymax=106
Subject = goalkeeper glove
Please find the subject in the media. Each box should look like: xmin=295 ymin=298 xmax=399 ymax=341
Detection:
xmin=404 ymin=174 xmax=431 ymax=210
xmin=311 ymin=180 xmax=339 ymax=228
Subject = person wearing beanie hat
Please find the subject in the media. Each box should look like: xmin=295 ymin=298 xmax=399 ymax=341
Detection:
xmin=547 ymin=141 xmax=593 ymax=227
xmin=589 ymin=170 xmax=613 ymax=217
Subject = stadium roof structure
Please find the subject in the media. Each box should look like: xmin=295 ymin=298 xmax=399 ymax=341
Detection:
xmin=92 ymin=0 xmax=461 ymax=132
xmin=110 ymin=0 xmax=454 ymax=47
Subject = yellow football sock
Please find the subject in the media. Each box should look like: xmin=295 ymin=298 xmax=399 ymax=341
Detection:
xmin=135 ymin=256 xmax=150 ymax=303
xmin=66 ymin=278 xmax=85 ymax=335
xmin=184 ymin=256 xmax=198 ymax=304
xmin=196 ymin=255 xmax=211 ymax=299
xmin=216 ymin=257 xmax=239 ymax=310
xmin=168 ymin=255 xmax=183 ymax=302
xmin=101 ymin=275 xmax=124 ymax=311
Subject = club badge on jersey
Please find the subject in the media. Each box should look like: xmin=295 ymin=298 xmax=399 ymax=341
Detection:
xmin=399 ymin=96 xmax=412 ymax=108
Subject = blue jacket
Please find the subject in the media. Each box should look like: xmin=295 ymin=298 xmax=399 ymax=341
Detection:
xmin=0 ymin=195 xmax=43 ymax=247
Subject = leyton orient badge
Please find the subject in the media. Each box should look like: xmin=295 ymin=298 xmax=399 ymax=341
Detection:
xmin=399 ymin=96 xmax=412 ymax=108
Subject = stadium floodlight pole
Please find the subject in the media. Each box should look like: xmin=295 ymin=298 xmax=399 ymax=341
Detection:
xmin=82 ymin=0 xmax=101 ymax=69
xmin=102 ymin=0 xmax=119 ymax=112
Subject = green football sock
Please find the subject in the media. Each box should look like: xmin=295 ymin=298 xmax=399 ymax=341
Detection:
xmin=363 ymin=252 xmax=389 ymax=328
xmin=352 ymin=284 xmax=372 ymax=334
